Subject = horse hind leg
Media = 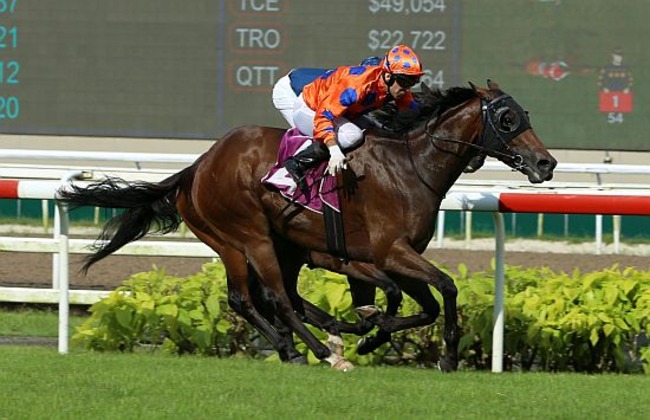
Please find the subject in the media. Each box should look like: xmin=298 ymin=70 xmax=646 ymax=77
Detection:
xmin=220 ymin=249 xmax=299 ymax=362
xmin=246 ymin=241 xmax=354 ymax=371
xmin=180 ymin=181 xmax=351 ymax=370
xmin=178 ymin=202 xmax=301 ymax=362
xmin=247 ymin=262 xmax=306 ymax=364
xmin=270 ymin=237 xmax=355 ymax=360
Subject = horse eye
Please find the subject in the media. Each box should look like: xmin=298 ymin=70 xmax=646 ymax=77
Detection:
xmin=498 ymin=109 xmax=521 ymax=133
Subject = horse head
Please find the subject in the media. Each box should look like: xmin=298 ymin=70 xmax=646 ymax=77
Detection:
xmin=469 ymin=79 xmax=557 ymax=183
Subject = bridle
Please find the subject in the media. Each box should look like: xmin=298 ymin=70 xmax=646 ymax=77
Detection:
xmin=406 ymin=92 xmax=532 ymax=196
xmin=427 ymin=93 xmax=531 ymax=168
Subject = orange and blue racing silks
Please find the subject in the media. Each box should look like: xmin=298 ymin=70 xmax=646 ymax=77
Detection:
xmin=301 ymin=65 xmax=419 ymax=147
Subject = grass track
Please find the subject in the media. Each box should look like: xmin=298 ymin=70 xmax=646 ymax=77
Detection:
xmin=1 ymin=346 xmax=649 ymax=419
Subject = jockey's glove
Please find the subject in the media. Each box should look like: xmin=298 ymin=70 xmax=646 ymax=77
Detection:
xmin=326 ymin=144 xmax=347 ymax=176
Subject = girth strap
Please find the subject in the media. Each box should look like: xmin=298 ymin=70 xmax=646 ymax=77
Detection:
xmin=323 ymin=204 xmax=349 ymax=263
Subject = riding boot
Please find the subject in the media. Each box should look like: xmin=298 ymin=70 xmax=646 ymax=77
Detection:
xmin=284 ymin=141 xmax=330 ymax=191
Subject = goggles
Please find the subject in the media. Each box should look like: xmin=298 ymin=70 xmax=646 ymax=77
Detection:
xmin=393 ymin=74 xmax=420 ymax=89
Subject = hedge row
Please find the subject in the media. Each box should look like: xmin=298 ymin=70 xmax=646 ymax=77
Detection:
xmin=73 ymin=261 xmax=650 ymax=373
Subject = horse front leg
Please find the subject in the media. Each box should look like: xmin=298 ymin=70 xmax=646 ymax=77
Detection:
xmin=357 ymin=277 xmax=440 ymax=355
xmin=309 ymin=253 xmax=403 ymax=334
xmin=380 ymin=239 xmax=460 ymax=372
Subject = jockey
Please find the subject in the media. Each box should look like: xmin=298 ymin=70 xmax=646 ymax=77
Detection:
xmin=272 ymin=45 xmax=424 ymax=190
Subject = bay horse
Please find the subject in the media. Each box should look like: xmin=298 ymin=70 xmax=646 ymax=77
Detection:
xmin=57 ymin=80 xmax=556 ymax=371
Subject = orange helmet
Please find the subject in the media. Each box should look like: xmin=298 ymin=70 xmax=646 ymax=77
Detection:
xmin=383 ymin=45 xmax=424 ymax=77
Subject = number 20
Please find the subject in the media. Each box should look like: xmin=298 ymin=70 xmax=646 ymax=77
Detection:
xmin=0 ymin=96 xmax=20 ymax=119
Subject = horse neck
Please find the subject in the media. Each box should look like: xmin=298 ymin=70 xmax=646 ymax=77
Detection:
xmin=407 ymin=98 xmax=482 ymax=196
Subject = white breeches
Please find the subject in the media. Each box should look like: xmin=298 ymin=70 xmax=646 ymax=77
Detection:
xmin=272 ymin=74 xmax=296 ymax=126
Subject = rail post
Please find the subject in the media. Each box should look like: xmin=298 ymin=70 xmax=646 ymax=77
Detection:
xmin=491 ymin=212 xmax=506 ymax=373
xmin=54 ymin=171 xmax=88 ymax=355
xmin=56 ymin=198 xmax=70 ymax=355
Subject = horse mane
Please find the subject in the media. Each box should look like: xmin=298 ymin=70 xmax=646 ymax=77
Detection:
xmin=369 ymin=85 xmax=477 ymax=138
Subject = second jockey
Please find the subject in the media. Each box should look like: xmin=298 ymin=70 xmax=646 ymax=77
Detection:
xmin=272 ymin=45 xmax=424 ymax=190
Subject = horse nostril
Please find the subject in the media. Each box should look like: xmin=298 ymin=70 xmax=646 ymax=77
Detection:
xmin=538 ymin=158 xmax=556 ymax=171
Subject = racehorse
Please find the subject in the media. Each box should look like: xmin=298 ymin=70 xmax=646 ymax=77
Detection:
xmin=57 ymin=80 xmax=557 ymax=371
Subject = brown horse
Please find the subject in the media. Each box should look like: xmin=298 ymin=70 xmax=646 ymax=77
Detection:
xmin=57 ymin=80 xmax=556 ymax=371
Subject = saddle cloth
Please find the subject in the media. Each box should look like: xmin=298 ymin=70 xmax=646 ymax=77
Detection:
xmin=261 ymin=128 xmax=340 ymax=214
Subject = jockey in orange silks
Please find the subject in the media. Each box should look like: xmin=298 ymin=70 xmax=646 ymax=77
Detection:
xmin=272 ymin=45 xmax=424 ymax=190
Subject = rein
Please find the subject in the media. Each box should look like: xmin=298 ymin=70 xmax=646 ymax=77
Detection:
xmin=405 ymin=133 xmax=446 ymax=198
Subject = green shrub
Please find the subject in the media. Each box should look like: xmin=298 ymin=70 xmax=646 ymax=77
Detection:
xmin=73 ymin=263 xmax=254 ymax=356
xmin=456 ymin=264 xmax=650 ymax=373
xmin=73 ymin=261 xmax=650 ymax=373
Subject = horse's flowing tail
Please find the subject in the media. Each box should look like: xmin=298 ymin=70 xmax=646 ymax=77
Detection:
xmin=57 ymin=167 xmax=194 ymax=272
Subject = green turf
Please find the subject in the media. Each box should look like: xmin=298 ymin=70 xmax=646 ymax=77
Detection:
xmin=1 ymin=346 xmax=648 ymax=419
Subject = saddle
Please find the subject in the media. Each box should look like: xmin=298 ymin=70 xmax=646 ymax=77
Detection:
xmin=262 ymin=128 xmax=349 ymax=260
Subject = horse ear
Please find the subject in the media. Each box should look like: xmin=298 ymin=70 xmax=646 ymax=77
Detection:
xmin=469 ymin=81 xmax=490 ymax=99
xmin=487 ymin=79 xmax=500 ymax=90
xmin=420 ymin=82 xmax=432 ymax=95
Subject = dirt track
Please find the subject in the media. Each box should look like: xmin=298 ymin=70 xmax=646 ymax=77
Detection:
xmin=1 ymin=244 xmax=648 ymax=291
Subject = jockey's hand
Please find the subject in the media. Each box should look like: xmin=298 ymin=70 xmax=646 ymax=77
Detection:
xmin=326 ymin=144 xmax=347 ymax=176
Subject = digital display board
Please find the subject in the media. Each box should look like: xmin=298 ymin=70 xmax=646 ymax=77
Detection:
xmin=0 ymin=0 xmax=647 ymax=151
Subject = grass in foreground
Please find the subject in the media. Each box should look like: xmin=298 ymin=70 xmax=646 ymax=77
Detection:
xmin=1 ymin=346 xmax=649 ymax=420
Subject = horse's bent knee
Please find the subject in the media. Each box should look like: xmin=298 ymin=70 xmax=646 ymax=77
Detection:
xmin=445 ymin=282 xmax=458 ymax=298
xmin=439 ymin=278 xmax=458 ymax=299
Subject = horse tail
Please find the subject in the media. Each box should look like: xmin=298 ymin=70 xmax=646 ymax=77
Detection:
xmin=57 ymin=166 xmax=195 ymax=272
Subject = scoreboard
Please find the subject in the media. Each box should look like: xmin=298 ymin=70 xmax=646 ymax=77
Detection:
xmin=1 ymin=0 xmax=647 ymax=151
xmin=0 ymin=0 xmax=459 ymax=139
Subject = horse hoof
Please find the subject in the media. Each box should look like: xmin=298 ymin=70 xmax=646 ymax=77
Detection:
xmin=437 ymin=359 xmax=458 ymax=372
xmin=333 ymin=357 xmax=354 ymax=372
xmin=355 ymin=305 xmax=382 ymax=320
xmin=326 ymin=354 xmax=355 ymax=372
xmin=287 ymin=355 xmax=308 ymax=365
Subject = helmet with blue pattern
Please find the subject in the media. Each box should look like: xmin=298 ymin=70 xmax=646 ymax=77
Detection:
xmin=383 ymin=45 xmax=424 ymax=88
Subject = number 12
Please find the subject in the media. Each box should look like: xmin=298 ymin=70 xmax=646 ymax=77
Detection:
xmin=0 ymin=61 xmax=20 ymax=84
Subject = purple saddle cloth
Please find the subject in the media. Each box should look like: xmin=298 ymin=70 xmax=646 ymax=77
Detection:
xmin=262 ymin=128 xmax=340 ymax=214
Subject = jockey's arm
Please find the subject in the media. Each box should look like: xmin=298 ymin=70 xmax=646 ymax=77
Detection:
xmin=312 ymin=93 xmax=350 ymax=147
